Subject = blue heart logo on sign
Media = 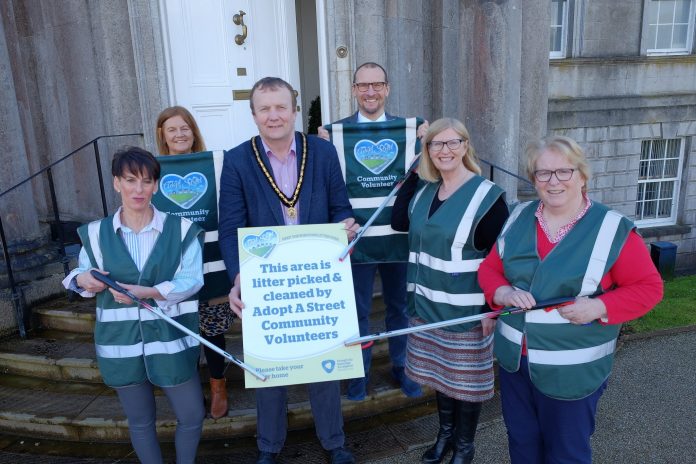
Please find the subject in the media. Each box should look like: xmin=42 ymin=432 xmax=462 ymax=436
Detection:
xmin=242 ymin=229 xmax=279 ymax=259
xmin=354 ymin=138 xmax=399 ymax=175
xmin=160 ymin=173 xmax=208 ymax=210
xmin=321 ymin=359 xmax=336 ymax=374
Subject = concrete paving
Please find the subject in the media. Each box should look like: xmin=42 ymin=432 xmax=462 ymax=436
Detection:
xmin=1 ymin=328 xmax=694 ymax=463
xmin=370 ymin=328 xmax=696 ymax=464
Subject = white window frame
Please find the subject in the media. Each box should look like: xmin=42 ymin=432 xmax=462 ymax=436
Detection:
xmin=635 ymin=138 xmax=685 ymax=227
xmin=549 ymin=0 xmax=569 ymax=59
xmin=642 ymin=0 xmax=696 ymax=56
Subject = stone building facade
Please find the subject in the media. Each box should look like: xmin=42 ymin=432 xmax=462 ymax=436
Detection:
xmin=0 ymin=0 xmax=694 ymax=333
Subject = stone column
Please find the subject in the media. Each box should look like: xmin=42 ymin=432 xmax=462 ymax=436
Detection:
xmin=459 ymin=0 xmax=523 ymax=200
xmin=518 ymin=0 xmax=550 ymax=195
xmin=127 ymin=0 xmax=170 ymax=153
xmin=0 ymin=8 xmax=42 ymax=245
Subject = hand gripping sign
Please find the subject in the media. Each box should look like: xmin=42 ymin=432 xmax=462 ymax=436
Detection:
xmin=238 ymin=223 xmax=364 ymax=388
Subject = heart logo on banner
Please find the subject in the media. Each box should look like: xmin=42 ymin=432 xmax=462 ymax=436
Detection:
xmin=159 ymin=172 xmax=208 ymax=210
xmin=242 ymin=229 xmax=279 ymax=259
xmin=353 ymin=138 xmax=398 ymax=175
xmin=321 ymin=359 xmax=336 ymax=374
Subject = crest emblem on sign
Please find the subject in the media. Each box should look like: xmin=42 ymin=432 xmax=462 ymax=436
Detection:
xmin=321 ymin=359 xmax=336 ymax=374
xmin=353 ymin=139 xmax=398 ymax=175
xmin=159 ymin=172 xmax=208 ymax=209
xmin=242 ymin=229 xmax=279 ymax=259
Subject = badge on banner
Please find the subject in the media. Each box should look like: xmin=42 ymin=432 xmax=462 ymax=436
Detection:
xmin=238 ymin=223 xmax=364 ymax=388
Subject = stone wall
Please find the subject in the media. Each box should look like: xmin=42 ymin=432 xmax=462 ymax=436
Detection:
xmin=323 ymin=0 xmax=550 ymax=199
xmin=577 ymin=0 xmax=643 ymax=57
xmin=1 ymin=0 xmax=145 ymax=228
xmin=549 ymin=56 xmax=696 ymax=272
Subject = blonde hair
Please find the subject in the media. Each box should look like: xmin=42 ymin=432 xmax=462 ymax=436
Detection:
xmin=525 ymin=135 xmax=591 ymax=193
xmin=419 ymin=118 xmax=481 ymax=183
xmin=155 ymin=106 xmax=207 ymax=155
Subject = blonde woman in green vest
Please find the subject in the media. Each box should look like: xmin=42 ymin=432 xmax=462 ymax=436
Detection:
xmin=62 ymin=147 xmax=206 ymax=463
xmin=478 ymin=136 xmax=663 ymax=463
xmin=156 ymin=106 xmax=233 ymax=419
xmin=392 ymin=118 xmax=509 ymax=464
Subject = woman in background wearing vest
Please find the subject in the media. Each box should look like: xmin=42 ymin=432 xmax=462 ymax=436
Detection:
xmin=62 ymin=147 xmax=206 ymax=463
xmin=478 ymin=136 xmax=663 ymax=464
xmin=156 ymin=106 xmax=233 ymax=419
xmin=392 ymin=118 xmax=509 ymax=464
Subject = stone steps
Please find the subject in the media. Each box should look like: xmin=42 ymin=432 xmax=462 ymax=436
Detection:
xmin=0 ymin=295 xmax=432 ymax=443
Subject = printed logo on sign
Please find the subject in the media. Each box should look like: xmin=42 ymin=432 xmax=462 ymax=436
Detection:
xmin=160 ymin=173 xmax=208 ymax=210
xmin=354 ymin=139 xmax=398 ymax=175
xmin=321 ymin=359 xmax=336 ymax=374
xmin=242 ymin=229 xmax=279 ymax=258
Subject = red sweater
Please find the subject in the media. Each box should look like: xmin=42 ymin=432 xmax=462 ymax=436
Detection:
xmin=478 ymin=224 xmax=664 ymax=325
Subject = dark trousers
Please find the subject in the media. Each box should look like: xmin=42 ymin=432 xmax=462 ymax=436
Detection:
xmin=499 ymin=356 xmax=607 ymax=464
xmin=351 ymin=262 xmax=408 ymax=375
xmin=256 ymin=380 xmax=345 ymax=453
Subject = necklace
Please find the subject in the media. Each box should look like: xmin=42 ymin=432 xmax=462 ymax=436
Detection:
xmin=251 ymin=133 xmax=307 ymax=219
xmin=439 ymin=170 xmax=472 ymax=199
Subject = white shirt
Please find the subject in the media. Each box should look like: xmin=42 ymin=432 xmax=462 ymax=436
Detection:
xmin=357 ymin=112 xmax=387 ymax=123
xmin=62 ymin=206 xmax=203 ymax=310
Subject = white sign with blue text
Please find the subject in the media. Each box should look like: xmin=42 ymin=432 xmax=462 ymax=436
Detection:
xmin=238 ymin=223 xmax=364 ymax=388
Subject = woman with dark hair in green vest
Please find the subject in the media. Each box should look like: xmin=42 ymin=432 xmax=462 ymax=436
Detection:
xmin=62 ymin=146 xmax=206 ymax=463
xmin=478 ymin=135 xmax=663 ymax=464
xmin=392 ymin=118 xmax=509 ymax=464
xmin=156 ymin=105 xmax=233 ymax=419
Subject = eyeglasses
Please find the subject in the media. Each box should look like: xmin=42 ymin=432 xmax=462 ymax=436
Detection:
xmin=353 ymin=81 xmax=387 ymax=92
xmin=533 ymin=168 xmax=576 ymax=182
xmin=428 ymin=139 xmax=466 ymax=153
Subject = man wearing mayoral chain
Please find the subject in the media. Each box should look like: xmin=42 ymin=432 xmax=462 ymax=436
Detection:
xmin=218 ymin=77 xmax=359 ymax=464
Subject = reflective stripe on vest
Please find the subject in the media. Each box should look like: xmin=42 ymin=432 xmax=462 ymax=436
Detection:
xmin=497 ymin=201 xmax=530 ymax=259
xmin=87 ymin=221 xmax=104 ymax=269
xmin=580 ymin=210 xmax=623 ymax=296
xmin=528 ymin=339 xmax=617 ymax=366
xmin=96 ymin=335 xmax=200 ymax=359
xmin=407 ymin=283 xmax=485 ymax=306
xmin=409 ymin=251 xmax=483 ymax=273
xmin=97 ymin=300 xmax=198 ymax=322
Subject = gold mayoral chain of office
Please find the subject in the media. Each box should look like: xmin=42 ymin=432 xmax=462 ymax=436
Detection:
xmin=251 ymin=133 xmax=307 ymax=219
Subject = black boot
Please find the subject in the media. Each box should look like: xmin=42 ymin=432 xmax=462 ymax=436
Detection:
xmin=448 ymin=400 xmax=482 ymax=464
xmin=422 ymin=392 xmax=456 ymax=464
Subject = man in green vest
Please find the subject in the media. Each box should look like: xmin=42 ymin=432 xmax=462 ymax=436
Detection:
xmin=319 ymin=62 xmax=428 ymax=400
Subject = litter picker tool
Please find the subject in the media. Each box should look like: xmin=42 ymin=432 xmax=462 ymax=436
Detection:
xmin=90 ymin=270 xmax=266 ymax=381
xmin=339 ymin=155 xmax=421 ymax=261
xmin=345 ymin=297 xmax=575 ymax=346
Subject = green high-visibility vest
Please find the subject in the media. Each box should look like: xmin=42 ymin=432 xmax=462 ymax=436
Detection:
xmin=407 ymin=176 xmax=504 ymax=331
xmin=78 ymin=213 xmax=204 ymax=387
xmin=327 ymin=118 xmax=422 ymax=263
xmin=495 ymin=201 xmax=634 ymax=400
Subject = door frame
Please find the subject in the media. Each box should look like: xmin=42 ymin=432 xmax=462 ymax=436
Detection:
xmin=158 ymin=0 xmax=307 ymax=130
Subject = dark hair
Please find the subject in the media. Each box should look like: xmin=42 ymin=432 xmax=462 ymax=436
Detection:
xmin=353 ymin=62 xmax=389 ymax=83
xmin=249 ymin=77 xmax=297 ymax=114
xmin=155 ymin=105 xmax=207 ymax=155
xmin=112 ymin=146 xmax=161 ymax=180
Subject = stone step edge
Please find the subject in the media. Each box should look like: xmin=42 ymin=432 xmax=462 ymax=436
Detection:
xmin=0 ymin=352 xmax=100 ymax=382
xmin=0 ymin=387 xmax=433 ymax=442
xmin=0 ymin=343 xmax=391 ymax=383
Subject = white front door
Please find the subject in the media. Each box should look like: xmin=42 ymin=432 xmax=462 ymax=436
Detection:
xmin=162 ymin=0 xmax=303 ymax=151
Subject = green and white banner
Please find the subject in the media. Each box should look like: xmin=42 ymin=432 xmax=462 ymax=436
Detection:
xmin=238 ymin=223 xmax=363 ymax=388
xmin=325 ymin=118 xmax=422 ymax=263
xmin=152 ymin=151 xmax=229 ymax=302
